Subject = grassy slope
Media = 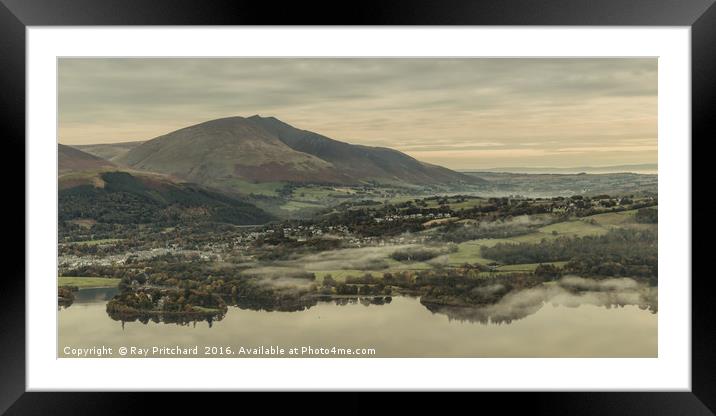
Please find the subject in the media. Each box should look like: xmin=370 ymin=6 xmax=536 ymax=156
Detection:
xmin=510 ymin=220 xmax=609 ymax=244
xmin=206 ymin=178 xmax=285 ymax=197
xmin=117 ymin=117 xmax=333 ymax=175
xmin=280 ymin=200 xmax=325 ymax=212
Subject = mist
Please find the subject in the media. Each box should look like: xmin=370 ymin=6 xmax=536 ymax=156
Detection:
xmin=425 ymin=277 xmax=657 ymax=324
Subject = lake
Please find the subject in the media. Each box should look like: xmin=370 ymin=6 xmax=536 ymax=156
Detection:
xmin=58 ymin=283 xmax=657 ymax=358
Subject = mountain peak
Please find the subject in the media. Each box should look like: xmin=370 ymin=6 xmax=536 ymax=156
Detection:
xmin=195 ymin=115 xmax=248 ymax=125
xmin=116 ymin=115 xmax=338 ymax=184
xmin=248 ymin=114 xmax=280 ymax=122
xmin=116 ymin=115 xmax=480 ymax=188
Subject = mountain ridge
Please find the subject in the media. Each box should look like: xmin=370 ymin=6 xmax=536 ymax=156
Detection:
xmin=113 ymin=116 xmax=478 ymax=191
xmin=247 ymin=115 xmax=469 ymax=186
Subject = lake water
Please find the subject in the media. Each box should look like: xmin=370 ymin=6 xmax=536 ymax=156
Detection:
xmin=59 ymin=284 xmax=657 ymax=357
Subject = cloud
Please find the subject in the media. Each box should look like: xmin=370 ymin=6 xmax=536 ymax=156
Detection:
xmin=58 ymin=58 xmax=657 ymax=169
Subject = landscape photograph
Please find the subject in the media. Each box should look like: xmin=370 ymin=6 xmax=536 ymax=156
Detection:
xmin=58 ymin=58 xmax=658 ymax=358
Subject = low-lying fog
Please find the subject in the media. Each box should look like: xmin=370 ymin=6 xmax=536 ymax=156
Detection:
xmin=426 ymin=276 xmax=657 ymax=325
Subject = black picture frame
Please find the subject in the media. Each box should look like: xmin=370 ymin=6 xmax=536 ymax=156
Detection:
xmin=1 ymin=0 xmax=710 ymax=413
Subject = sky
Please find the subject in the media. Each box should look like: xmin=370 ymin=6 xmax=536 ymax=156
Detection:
xmin=58 ymin=58 xmax=657 ymax=170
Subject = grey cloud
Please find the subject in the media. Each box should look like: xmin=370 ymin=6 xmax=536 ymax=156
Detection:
xmin=58 ymin=58 xmax=657 ymax=169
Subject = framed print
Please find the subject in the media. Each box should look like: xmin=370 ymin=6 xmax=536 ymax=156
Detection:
xmin=2 ymin=0 xmax=713 ymax=413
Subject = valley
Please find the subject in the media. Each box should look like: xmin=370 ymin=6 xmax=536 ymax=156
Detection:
xmin=58 ymin=115 xmax=658 ymax=357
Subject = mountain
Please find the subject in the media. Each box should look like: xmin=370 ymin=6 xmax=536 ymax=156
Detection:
xmin=116 ymin=116 xmax=478 ymax=191
xmin=58 ymin=145 xmax=273 ymax=226
xmin=247 ymin=115 xmax=474 ymax=186
xmin=116 ymin=117 xmax=341 ymax=185
xmin=73 ymin=140 xmax=146 ymax=162
xmin=59 ymin=143 xmax=116 ymax=173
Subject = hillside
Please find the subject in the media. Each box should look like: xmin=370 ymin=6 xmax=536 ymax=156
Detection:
xmin=59 ymin=143 xmax=116 ymax=173
xmin=115 ymin=116 xmax=478 ymax=192
xmin=60 ymin=171 xmax=274 ymax=226
xmin=247 ymin=115 xmax=474 ymax=186
xmin=72 ymin=140 xmax=146 ymax=162
xmin=59 ymin=145 xmax=273 ymax=226
xmin=117 ymin=117 xmax=348 ymax=185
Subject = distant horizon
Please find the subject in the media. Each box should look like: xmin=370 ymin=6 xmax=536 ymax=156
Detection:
xmin=63 ymin=143 xmax=657 ymax=178
xmin=59 ymin=58 xmax=657 ymax=170
xmin=64 ymin=136 xmax=657 ymax=175
xmin=457 ymin=163 xmax=657 ymax=174
xmin=59 ymin=116 xmax=659 ymax=174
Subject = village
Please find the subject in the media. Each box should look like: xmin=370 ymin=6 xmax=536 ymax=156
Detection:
xmin=59 ymin=192 xmax=656 ymax=280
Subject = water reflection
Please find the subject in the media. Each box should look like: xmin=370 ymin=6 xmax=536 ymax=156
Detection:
xmin=69 ymin=277 xmax=657 ymax=328
xmin=58 ymin=283 xmax=658 ymax=357
xmin=75 ymin=286 xmax=119 ymax=303
xmin=102 ymin=295 xmax=397 ymax=326
xmin=108 ymin=311 xmax=226 ymax=327
xmin=422 ymin=278 xmax=657 ymax=324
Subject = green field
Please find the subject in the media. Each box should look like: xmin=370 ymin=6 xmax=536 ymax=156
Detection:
xmin=447 ymin=199 xmax=487 ymax=210
xmin=280 ymin=200 xmax=324 ymax=212
xmin=58 ymin=276 xmax=121 ymax=288
xmin=383 ymin=195 xmax=421 ymax=204
xmin=292 ymin=186 xmax=355 ymax=201
xmin=438 ymin=214 xmax=631 ymax=267
xmin=510 ymin=220 xmax=608 ymax=244
xmin=587 ymin=208 xmax=658 ymax=229
xmin=446 ymin=238 xmax=517 ymax=265
xmin=209 ymin=178 xmax=285 ymax=197
xmin=496 ymin=261 xmax=568 ymax=272
xmin=587 ymin=210 xmax=637 ymax=226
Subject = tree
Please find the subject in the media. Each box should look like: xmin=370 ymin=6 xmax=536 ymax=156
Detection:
xmin=534 ymin=263 xmax=562 ymax=280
